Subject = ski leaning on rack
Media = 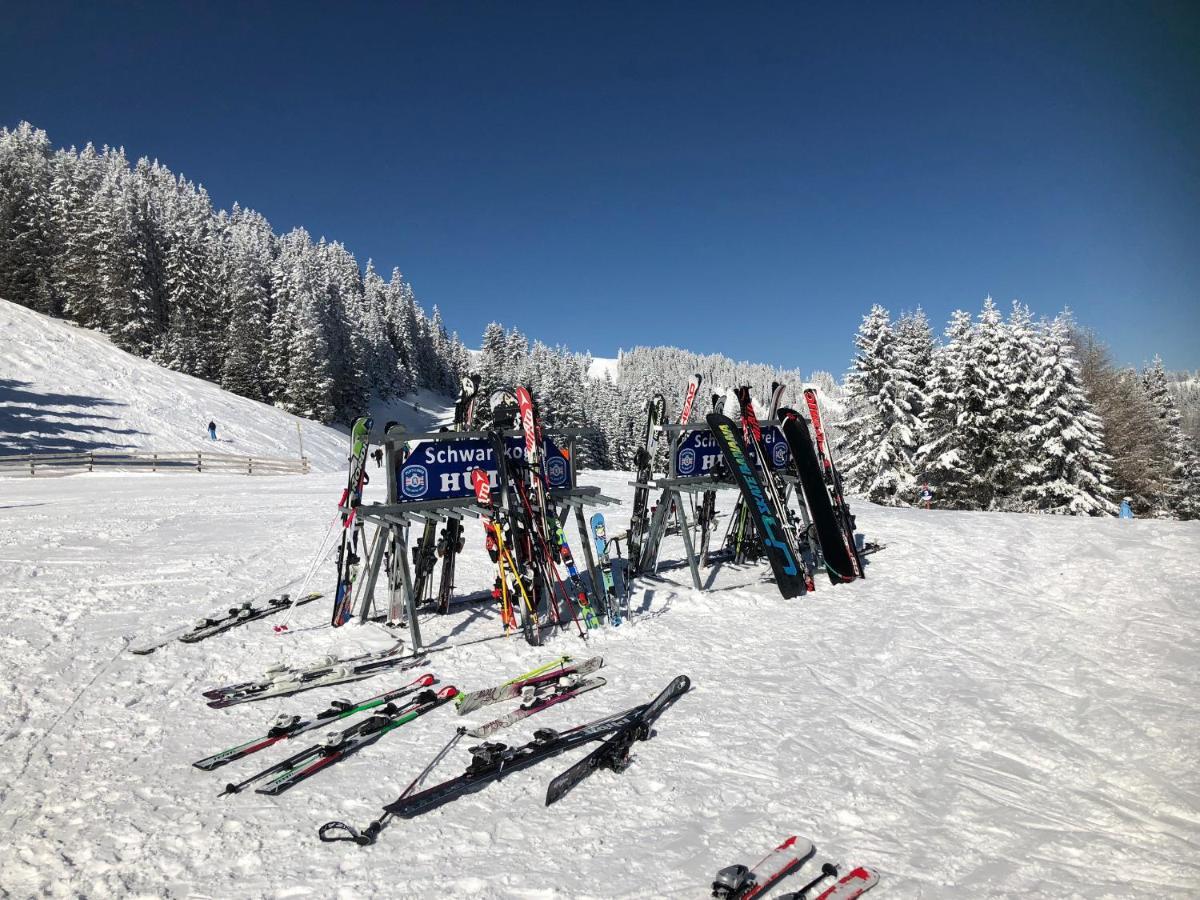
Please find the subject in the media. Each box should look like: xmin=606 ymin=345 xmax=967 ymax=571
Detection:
xmin=712 ymin=834 xmax=816 ymax=899
xmin=589 ymin=513 xmax=620 ymax=624
xmin=544 ymin=673 xmax=690 ymax=805
xmin=332 ymin=416 xmax=374 ymax=626
xmin=435 ymin=375 xmax=482 ymax=614
xmin=628 ymin=393 xmax=666 ymax=576
xmin=706 ymin=412 xmax=806 ymax=598
xmin=802 ymin=386 xmax=865 ymax=579
xmin=697 ymin=392 xmax=725 ymax=568
xmin=128 ymin=592 xmax=324 ymax=654
xmin=778 ymin=409 xmax=858 ymax=584
xmin=221 ymin=686 xmax=457 ymax=796
xmin=640 ymin=374 xmax=703 ymax=574
xmin=193 ymin=673 xmax=436 ymax=770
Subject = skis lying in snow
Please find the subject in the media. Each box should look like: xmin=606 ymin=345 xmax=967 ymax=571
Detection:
xmin=454 ymin=655 xmax=601 ymax=716
xmin=544 ymin=673 xmax=690 ymax=805
xmin=221 ymin=686 xmax=457 ymax=796
xmin=317 ymin=675 xmax=690 ymax=845
xmin=193 ymin=672 xmax=437 ymax=770
xmin=465 ymin=674 xmax=606 ymax=738
xmin=807 ymin=866 xmax=879 ymax=900
xmin=203 ymin=643 xmax=424 ymax=708
xmin=203 ymin=642 xmax=404 ymax=698
xmin=713 ymin=836 xmax=879 ymax=900
xmin=712 ymin=834 xmax=816 ymax=899
xmin=128 ymin=592 xmax=323 ymax=655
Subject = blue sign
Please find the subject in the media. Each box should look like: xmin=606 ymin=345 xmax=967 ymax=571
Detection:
xmin=394 ymin=435 xmax=573 ymax=502
xmin=675 ymin=424 xmax=789 ymax=477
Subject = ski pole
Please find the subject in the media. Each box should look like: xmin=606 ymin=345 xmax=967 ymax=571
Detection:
xmin=778 ymin=862 xmax=838 ymax=900
xmin=319 ymin=726 xmax=467 ymax=846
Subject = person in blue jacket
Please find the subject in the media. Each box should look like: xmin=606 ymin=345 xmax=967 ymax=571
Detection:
xmin=1119 ymin=497 xmax=1134 ymax=519
xmin=207 ymin=420 xmax=217 ymax=441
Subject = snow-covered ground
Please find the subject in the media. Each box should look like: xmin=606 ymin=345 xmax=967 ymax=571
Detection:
xmin=1 ymin=463 xmax=1197 ymax=898
xmin=0 ymin=299 xmax=448 ymax=471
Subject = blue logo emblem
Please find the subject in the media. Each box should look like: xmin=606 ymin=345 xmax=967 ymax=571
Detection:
xmin=679 ymin=448 xmax=696 ymax=475
xmin=772 ymin=439 xmax=789 ymax=469
xmin=546 ymin=456 xmax=568 ymax=487
xmin=401 ymin=465 xmax=429 ymax=499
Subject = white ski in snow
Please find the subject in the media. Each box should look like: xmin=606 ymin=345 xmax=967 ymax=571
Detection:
xmin=712 ymin=834 xmax=816 ymax=899
xmin=465 ymin=675 xmax=607 ymax=738
xmin=813 ymin=866 xmax=879 ymax=900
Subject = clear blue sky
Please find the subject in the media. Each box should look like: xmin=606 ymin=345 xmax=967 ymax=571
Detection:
xmin=3 ymin=1 xmax=1197 ymax=374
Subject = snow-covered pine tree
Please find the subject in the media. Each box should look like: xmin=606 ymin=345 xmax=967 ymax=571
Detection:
xmin=839 ymin=304 xmax=919 ymax=505
xmin=894 ymin=308 xmax=933 ymax=421
xmin=478 ymin=322 xmax=508 ymax=398
xmin=0 ymin=122 xmax=55 ymax=315
xmin=283 ymin=288 xmax=336 ymax=423
xmin=217 ymin=206 xmax=274 ymax=401
xmin=992 ymin=301 xmax=1041 ymax=508
xmin=49 ymin=144 xmax=104 ymax=326
xmin=1019 ymin=316 xmax=1115 ymax=515
xmin=916 ymin=309 xmax=975 ymax=508
xmin=1142 ymin=357 xmax=1200 ymax=519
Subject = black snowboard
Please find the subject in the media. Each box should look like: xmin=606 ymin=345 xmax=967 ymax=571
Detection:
xmin=778 ymin=409 xmax=858 ymax=583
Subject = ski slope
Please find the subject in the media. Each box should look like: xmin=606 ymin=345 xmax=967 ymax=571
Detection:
xmin=0 ymin=300 xmax=448 ymax=471
xmin=0 ymin=464 xmax=1197 ymax=898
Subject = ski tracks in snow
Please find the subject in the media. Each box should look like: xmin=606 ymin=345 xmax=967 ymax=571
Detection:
xmin=0 ymin=472 xmax=1198 ymax=897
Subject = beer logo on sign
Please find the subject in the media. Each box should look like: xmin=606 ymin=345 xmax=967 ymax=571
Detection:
xmin=546 ymin=455 xmax=568 ymax=486
xmin=401 ymin=465 xmax=429 ymax=499
xmin=679 ymin=447 xmax=696 ymax=475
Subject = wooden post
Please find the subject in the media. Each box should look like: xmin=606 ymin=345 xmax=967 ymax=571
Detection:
xmin=248 ymin=457 xmax=253 ymax=475
xmin=29 ymin=454 xmax=34 ymax=476
xmin=88 ymin=452 xmax=93 ymax=472
xmin=197 ymin=452 xmax=202 ymax=473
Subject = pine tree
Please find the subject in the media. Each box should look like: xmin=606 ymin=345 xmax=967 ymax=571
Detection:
xmin=992 ymin=301 xmax=1041 ymax=507
xmin=0 ymin=122 xmax=56 ymax=314
xmin=1142 ymin=357 xmax=1200 ymax=519
xmin=839 ymin=305 xmax=919 ymax=505
xmin=917 ymin=310 xmax=976 ymax=508
xmin=1019 ymin=317 xmax=1116 ymax=515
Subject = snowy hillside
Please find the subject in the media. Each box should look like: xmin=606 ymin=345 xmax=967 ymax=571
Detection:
xmin=0 ymin=465 xmax=1197 ymax=897
xmin=589 ymin=355 xmax=619 ymax=381
xmin=0 ymin=300 xmax=446 ymax=471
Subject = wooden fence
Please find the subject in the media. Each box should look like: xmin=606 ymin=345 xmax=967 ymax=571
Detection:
xmin=0 ymin=450 xmax=310 ymax=477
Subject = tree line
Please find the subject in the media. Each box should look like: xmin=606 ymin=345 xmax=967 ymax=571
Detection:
xmin=840 ymin=300 xmax=1199 ymax=518
xmin=0 ymin=122 xmax=468 ymax=423
xmin=4 ymin=121 xmax=1197 ymax=518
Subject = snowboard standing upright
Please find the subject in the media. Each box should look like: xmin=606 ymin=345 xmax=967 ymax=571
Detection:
xmin=778 ymin=408 xmax=858 ymax=583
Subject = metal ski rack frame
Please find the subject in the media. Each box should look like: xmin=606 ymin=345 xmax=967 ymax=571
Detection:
xmin=349 ymin=424 xmax=617 ymax=654
xmin=637 ymin=421 xmax=739 ymax=591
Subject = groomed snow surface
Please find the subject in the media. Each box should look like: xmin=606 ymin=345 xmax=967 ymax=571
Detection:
xmin=1 ymin=467 xmax=1198 ymax=898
